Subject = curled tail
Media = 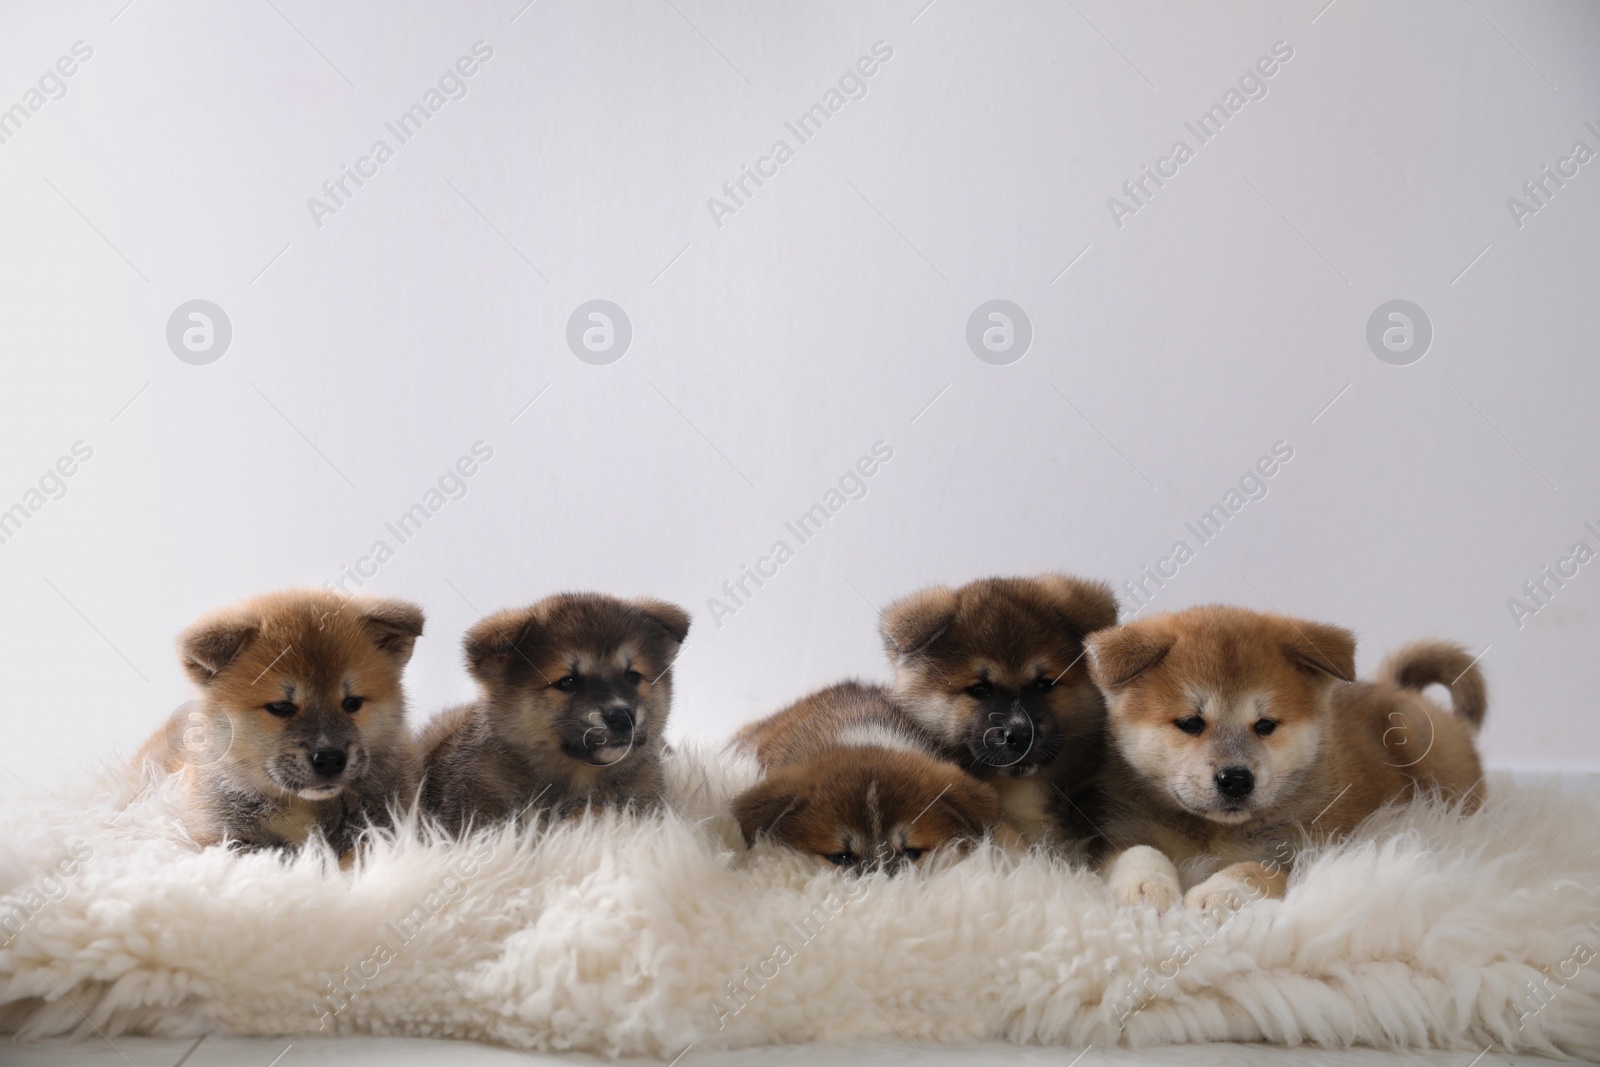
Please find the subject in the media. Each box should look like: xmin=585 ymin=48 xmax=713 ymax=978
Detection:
xmin=1379 ymin=641 xmax=1487 ymax=732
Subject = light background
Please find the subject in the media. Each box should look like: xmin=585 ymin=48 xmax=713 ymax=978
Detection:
xmin=2 ymin=0 xmax=1597 ymax=783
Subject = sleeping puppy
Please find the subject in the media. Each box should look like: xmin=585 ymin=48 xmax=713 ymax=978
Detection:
xmin=136 ymin=589 xmax=425 ymax=856
xmin=731 ymin=681 xmax=1001 ymax=874
xmin=420 ymin=593 xmax=689 ymax=832
xmin=1086 ymin=605 xmax=1488 ymax=911
xmin=878 ymin=574 xmax=1119 ymax=850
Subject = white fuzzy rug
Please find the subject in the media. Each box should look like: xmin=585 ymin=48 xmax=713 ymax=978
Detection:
xmin=0 ymin=746 xmax=1596 ymax=1060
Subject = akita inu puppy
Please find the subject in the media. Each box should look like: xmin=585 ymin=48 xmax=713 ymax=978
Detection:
xmin=731 ymin=681 xmax=1001 ymax=874
xmin=1086 ymin=605 xmax=1487 ymax=911
xmin=878 ymin=574 xmax=1119 ymax=851
xmin=137 ymin=589 xmax=425 ymax=856
xmin=420 ymin=593 xmax=690 ymax=831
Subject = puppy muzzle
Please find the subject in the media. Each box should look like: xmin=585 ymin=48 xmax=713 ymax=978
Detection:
xmin=840 ymin=843 xmax=917 ymax=877
xmin=269 ymin=744 xmax=367 ymax=799
xmin=1173 ymin=768 xmax=1261 ymax=822
xmin=966 ymin=711 xmax=1059 ymax=776
xmin=564 ymin=711 xmax=646 ymax=767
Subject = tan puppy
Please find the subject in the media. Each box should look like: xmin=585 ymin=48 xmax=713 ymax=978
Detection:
xmin=420 ymin=593 xmax=689 ymax=832
xmin=878 ymin=574 xmax=1118 ymax=849
xmin=136 ymin=590 xmax=425 ymax=856
xmin=731 ymin=681 xmax=1001 ymax=873
xmin=1085 ymin=605 xmax=1487 ymax=911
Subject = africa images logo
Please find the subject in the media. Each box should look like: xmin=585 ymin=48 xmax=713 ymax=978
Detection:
xmin=1105 ymin=40 xmax=1294 ymax=229
xmin=306 ymin=41 xmax=494 ymax=229
xmin=0 ymin=40 xmax=93 ymax=147
xmin=706 ymin=41 xmax=894 ymax=228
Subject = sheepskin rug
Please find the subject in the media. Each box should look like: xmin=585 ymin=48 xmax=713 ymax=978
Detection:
xmin=0 ymin=746 xmax=1596 ymax=1060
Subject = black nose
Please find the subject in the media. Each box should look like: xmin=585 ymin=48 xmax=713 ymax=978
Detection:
xmin=985 ymin=715 xmax=1033 ymax=752
xmin=600 ymin=705 xmax=635 ymax=733
xmin=1215 ymin=767 xmax=1254 ymax=799
xmin=309 ymin=748 xmax=347 ymax=778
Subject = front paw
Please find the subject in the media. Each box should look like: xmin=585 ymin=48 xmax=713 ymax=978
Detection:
xmin=1184 ymin=872 xmax=1249 ymax=913
xmin=1107 ymin=845 xmax=1182 ymax=910
xmin=990 ymin=822 xmax=1029 ymax=854
xmin=1184 ymin=861 xmax=1286 ymax=912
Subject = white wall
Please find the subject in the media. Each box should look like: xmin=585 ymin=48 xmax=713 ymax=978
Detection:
xmin=2 ymin=0 xmax=1597 ymax=783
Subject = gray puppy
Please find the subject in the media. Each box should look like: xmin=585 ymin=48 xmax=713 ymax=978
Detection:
xmin=420 ymin=592 xmax=690 ymax=833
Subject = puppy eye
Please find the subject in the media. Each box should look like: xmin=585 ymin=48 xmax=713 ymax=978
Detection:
xmin=1033 ymin=677 xmax=1057 ymax=693
xmin=552 ymin=674 xmax=580 ymax=693
xmin=1254 ymin=719 xmax=1278 ymax=737
xmin=965 ymin=681 xmax=993 ymax=699
xmin=342 ymin=696 xmax=365 ymax=713
xmin=264 ymin=701 xmax=296 ymax=718
xmin=901 ymin=848 xmax=925 ymax=862
xmin=1174 ymin=715 xmax=1205 ymax=735
xmin=824 ymin=851 xmax=856 ymax=867
xmin=624 ymin=670 xmax=643 ymax=686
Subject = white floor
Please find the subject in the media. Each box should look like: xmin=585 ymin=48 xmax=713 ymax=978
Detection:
xmin=6 ymin=1035 xmax=1592 ymax=1067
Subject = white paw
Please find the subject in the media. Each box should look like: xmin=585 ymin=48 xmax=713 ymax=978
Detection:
xmin=1184 ymin=872 xmax=1251 ymax=913
xmin=1107 ymin=845 xmax=1182 ymax=910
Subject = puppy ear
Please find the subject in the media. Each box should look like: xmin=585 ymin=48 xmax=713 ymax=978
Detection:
xmin=358 ymin=597 xmax=425 ymax=665
xmin=1282 ymin=621 xmax=1356 ymax=683
xmin=928 ymin=772 xmax=1000 ymax=837
xmin=1034 ymin=573 xmax=1119 ymax=637
xmin=731 ymin=777 xmax=807 ymax=848
xmin=1086 ymin=623 xmax=1174 ymax=690
xmin=178 ymin=610 xmax=259 ymax=686
xmin=632 ymin=597 xmax=690 ymax=644
xmin=462 ymin=607 xmax=538 ymax=687
xmin=879 ymin=586 xmax=958 ymax=662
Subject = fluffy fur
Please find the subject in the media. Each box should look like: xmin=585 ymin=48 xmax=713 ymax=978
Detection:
xmin=133 ymin=589 xmax=425 ymax=856
xmin=419 ymin=593 xmax=690 ymax=832
xmin=731 ymin=681 xmax=1001 ymax=872
xmin=1087 ymin=606 xmax=1487 ymax=911
xmin=0 ymin=751 xmax=1595 ymax=1058
xmin=879 ymin=573 xmax=1118 ymax=849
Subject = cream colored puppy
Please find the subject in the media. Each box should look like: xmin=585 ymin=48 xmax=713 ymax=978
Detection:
xmin=1087 ymin=605 xmax=1487 ymax=911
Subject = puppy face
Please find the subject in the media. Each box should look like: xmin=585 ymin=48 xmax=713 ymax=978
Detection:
xmin=733 ymin=749 xmax=999 ymax=874
xmin=464 ymin=594 xmax=690 ymax=769
xmin=1087 ymin=606 xmax=1355 ymax=823
xmin=880 ymin=574 xmax=1118 ymax=778
xmin=179 ymin=590 xmax=423 ymax=800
